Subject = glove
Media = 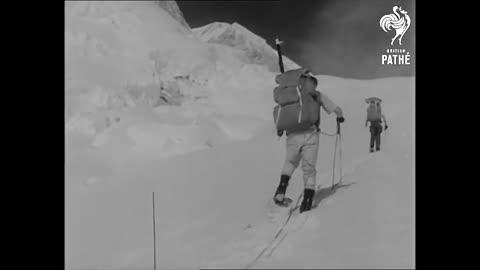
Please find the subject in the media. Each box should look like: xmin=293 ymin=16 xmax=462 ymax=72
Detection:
xmin=336 ymin=117 xmax=345 ymax=123
xmin=277 ymin=129 xmax=284 ymax=137
xmin=385 ymin=125 xmax=388 ymax=130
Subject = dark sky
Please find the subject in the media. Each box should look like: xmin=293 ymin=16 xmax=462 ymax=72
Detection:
xmin=177 ymin=0 xmax=415 ymax=79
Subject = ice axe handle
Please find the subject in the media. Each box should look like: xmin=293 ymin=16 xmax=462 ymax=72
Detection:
xmin=275 ymin=37 xmax=285 ymax=73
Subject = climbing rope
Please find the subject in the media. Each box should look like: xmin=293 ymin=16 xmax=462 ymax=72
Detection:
xmin=245 ymin=192 xmax=304 ymax=269
xmin=247 ymin=125 xmax=343 ymax=268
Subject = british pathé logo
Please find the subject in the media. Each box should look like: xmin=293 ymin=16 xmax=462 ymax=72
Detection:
xmin=380 ymin=6 xmax=412 ymax=65
xmin=380 ymin=6 xmax=411 ymax=45
xmin=382 ymin=49 xmax=410 ymax=65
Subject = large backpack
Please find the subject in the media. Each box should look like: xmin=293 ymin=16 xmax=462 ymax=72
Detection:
xmin=273 ymin=68 xmax=320 ymax=134
xmin=367 ymin=104 xmax=382 ymax=122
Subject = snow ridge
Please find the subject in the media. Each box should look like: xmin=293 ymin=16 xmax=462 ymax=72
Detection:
xmin=193 ymin=22 xmax=300 ymax=72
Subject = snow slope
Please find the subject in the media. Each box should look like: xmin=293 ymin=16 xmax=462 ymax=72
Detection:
xmin=65 ymin=1 xmax=414 ymax=269
xmin=65 ymin=75 xmax=414 ymax=269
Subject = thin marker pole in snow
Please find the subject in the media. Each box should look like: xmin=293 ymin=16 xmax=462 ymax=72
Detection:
xmin=152 ymin=192 xmax=157 ymax=270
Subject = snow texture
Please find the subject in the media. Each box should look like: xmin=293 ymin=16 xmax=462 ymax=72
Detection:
xmin=65 ymin=1 xmax=414 ymax=269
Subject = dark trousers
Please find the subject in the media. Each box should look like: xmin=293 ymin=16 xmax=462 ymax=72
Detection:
xmin=369 ymin=122 xmax=383 ymax=149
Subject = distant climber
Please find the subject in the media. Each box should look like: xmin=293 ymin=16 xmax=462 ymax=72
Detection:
xmin=272 ymin=68 xmax=344 ymax=213
xmin=365 ymin=97 xmax=388 ymax=152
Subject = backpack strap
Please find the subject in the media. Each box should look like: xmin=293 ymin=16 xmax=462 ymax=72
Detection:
xmin=275 ymin=106 xmax=282 ymax=128
xmin=296 ymin=86 xmax=303 ymax=123
xmin=309 ymin=91 xmax=322 ymax=129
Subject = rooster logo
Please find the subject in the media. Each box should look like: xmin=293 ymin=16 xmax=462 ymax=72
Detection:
xmin=380 ymin=6 xmax=411 ymax=45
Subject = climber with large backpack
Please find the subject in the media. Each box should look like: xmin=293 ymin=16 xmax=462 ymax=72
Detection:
xmin=365 ymin=97 xmax=388 ymax=153
xmin=272 ymin=68 xmax=345 ymax=213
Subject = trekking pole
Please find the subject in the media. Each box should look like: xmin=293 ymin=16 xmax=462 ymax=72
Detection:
xmin=331 ymin=122 xmax=341 ymax=190
xmin=331 ymin=133 xmax=338 ymax=190
xmin=338 ymin=123 xmax=343 ymax=183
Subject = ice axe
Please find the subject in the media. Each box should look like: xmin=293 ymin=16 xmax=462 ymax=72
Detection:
xmin=275 ymin=37 xmax=284 ymax=73
xmin=275 ymin=36 xmax=285 ymax=140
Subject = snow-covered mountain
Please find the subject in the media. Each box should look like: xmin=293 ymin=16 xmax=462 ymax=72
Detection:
xmin=193 ymin=22 xmax=300 ymax=72
xmin=65 ymin=2 xmax=414 ymax=269
xmin=65 ymin=1 xmax=307 ymax=159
